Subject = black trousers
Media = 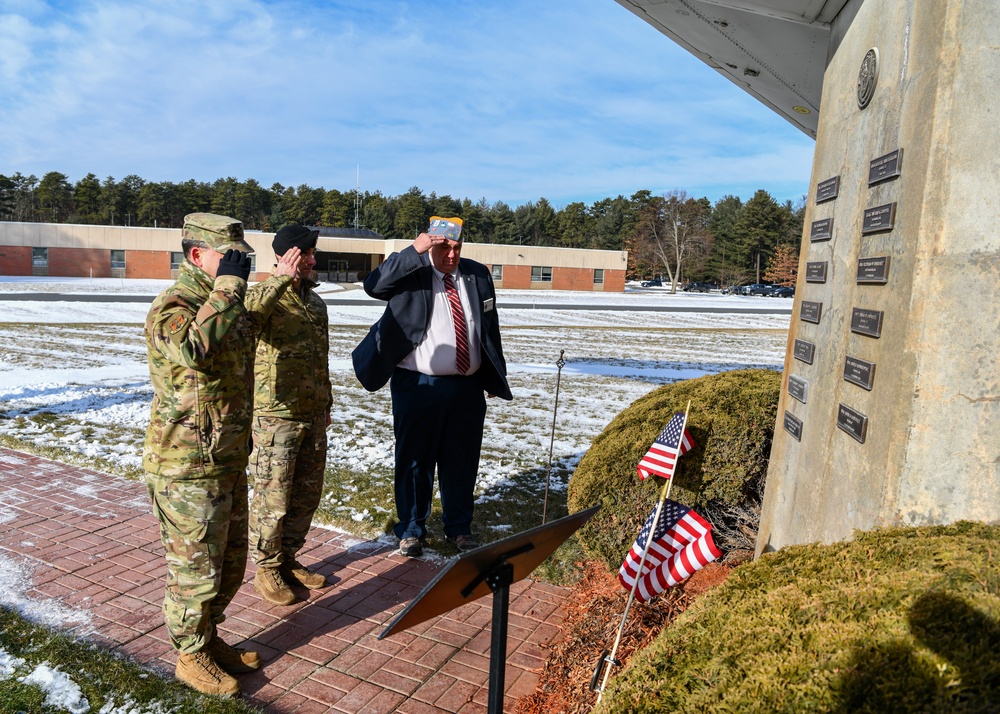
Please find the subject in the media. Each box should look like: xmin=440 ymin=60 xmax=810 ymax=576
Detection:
xmin=390 ymin=368 xmax=487 ymax=540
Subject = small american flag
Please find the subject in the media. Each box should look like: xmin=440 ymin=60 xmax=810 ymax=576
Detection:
xmin=618 ymin=499 xmax=721 ymax=603
xmin=637 ymin=412 xmax=694 ymax=480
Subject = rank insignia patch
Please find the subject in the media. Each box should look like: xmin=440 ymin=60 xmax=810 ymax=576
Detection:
xmin=168 ymin=314 xmax=189 ymax=334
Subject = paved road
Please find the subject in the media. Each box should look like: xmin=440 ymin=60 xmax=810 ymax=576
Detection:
xmin=0 ymin=292 xmax=793 ymax=314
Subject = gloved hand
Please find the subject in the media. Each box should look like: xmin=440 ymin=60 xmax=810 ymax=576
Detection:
xmin=216 ymin=249 xmax=251 ymax=281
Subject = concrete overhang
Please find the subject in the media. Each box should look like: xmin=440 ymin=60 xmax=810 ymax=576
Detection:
xmin=615 ymin=0 xmax=859 ymax=138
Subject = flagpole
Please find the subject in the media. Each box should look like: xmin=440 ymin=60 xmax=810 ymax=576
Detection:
xmin=542 ymin=350 xmax=566 ymax=524
xmin=660 ymin=400 xmax=691 ymax=504
xmin=596 ymin=400 xmax=692 ymax=703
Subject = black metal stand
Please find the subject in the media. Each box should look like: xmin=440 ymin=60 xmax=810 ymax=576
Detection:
xmin=379 ymin=505 xmax=600 ymax=714
xmin=486 ymin=561 xmax=513 ymax=714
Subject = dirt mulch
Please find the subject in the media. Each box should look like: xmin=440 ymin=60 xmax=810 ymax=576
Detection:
xmin=514 ymin=560 xmax=732 ymax=714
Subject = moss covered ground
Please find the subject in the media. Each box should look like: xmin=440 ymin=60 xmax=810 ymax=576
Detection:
xmin=595 ymin=522 xmax=1000 ymax=713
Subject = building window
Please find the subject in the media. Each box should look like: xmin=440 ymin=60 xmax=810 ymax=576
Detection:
xmin=31 ymin=247 xmax=48 ymax=276
xmin=491 ymin=264 xmax=503 ymax=281
xmin=531 ymin=266 xmax=552 ymax=282
xmin=594 ymin=268 xmax=604 ymax=284
xmin=248 ymin=254 xmax=256 ymax=274
xmin=110 ymin=250 xmax=126 ymax=269
xmin=170 ymin=252 xmax=184 ymax=270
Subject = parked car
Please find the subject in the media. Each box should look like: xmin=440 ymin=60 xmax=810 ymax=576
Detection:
xmin=641 ymin=277 xmax=663 ymax=287
xmin=683 ymin=281 xmax=718 ymax=293
xmin=747 ymin=283 xmax=780 ymax=296
xmin=769 ymin=286 xmax=795 ymax=297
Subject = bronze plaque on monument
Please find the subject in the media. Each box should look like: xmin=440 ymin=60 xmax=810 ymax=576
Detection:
xmin=844 ymin=356 xmax=876 ymax=391
xmin=816 ymin=176 xmax=840 ymax=204
xmin=793 ymin=339 xmax=815 ymax=365
xmin=783 ymin=411 xmax=803 ymax=442
xmin=805 ymin=261 xmax=828 ymax=283
xmin=788 ymin=374 xmax=808 ymax=403
xmin=810 ymin=218 xmax=833 ymax=242
xmin=868 ymin=148 xmax=903 ymax=185
xmin=857 ymin=256 xmax=890 ymax=284
xmin=851 ymin=307 xmax=884 ymax=338
xmin=862 ymin=203 xmax=897 ymax=234
xmin=837 ymin=403 xmax=869 ymax=444
xmin=800 ymin=301 xmax=823 ymax=324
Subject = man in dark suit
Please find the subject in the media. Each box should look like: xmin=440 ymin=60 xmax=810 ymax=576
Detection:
xmin=352 ymin=217 xmax=513 ymax=557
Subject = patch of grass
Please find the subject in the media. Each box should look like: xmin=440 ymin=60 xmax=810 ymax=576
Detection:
xmin=0 ymin=606 xmax=260 ymax=713
xmin=595 ymin=522 xmax=1000 ymax=713
xmin=312 ymin=464 xmax=397 ymax=537
xmin=533 ymin=535 xmax=587 ymax=586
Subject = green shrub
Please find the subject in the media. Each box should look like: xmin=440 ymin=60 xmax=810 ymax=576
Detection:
xmin=567 ymin=369 xmax=780 ymax=572
xmin=594 ymin=522 xmax=1000 ymax=713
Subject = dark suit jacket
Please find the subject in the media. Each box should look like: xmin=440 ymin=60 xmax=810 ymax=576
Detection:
xmin=351 ymin=245 xmax=513 ymax=400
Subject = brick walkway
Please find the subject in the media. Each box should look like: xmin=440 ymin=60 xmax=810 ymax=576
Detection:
xmin=0 ymin=448 xmax=568 ymax=712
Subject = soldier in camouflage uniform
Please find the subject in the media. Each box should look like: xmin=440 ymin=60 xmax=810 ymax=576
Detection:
xmin=245 ymin=224 xmax=334 ymax=606
xmin=143 ymin=213 xmax=300 ymax=697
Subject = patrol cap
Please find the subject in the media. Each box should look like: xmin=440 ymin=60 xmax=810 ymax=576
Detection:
xmin=427 ymin=216 xmax=463 ymax=242
xmin=273 ymin=224 xmax=319 ymax=256
xmin=182 ymin=213 xmax=254 ymax=253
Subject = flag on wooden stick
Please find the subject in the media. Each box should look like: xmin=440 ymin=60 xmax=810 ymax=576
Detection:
xmin=618 ymin=499 xmax=721 ymax=603
xmin=637 ymin=412 xmax=694 ymax=481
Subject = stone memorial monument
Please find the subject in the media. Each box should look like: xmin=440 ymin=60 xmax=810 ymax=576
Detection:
xmin=616 ymin=0 xmax=1000 ymax=552
xmin=759 ymin=0 xmax=1000 ymax=551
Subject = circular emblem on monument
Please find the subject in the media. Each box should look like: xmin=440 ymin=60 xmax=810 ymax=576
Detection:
xmin=857 ymin=48 xmax=879 ymax=109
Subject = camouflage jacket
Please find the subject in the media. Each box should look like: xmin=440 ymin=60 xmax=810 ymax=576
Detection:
xmin=143 ymin=260 xmax=260 ymax=479
xmin=245 ymin=276 xmax=333 ymax=420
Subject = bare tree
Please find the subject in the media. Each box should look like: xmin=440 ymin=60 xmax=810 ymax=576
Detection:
xmin=633 ymin=190 xmax=712 ymax=292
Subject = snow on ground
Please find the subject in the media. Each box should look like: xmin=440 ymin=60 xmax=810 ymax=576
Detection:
xmin=0 ymin=277 xmax=792 ymax=706
xmin=0 ymin=277 xmax=791 ymax=525
xmin=0 ymin=554 xmax=91 ymax=630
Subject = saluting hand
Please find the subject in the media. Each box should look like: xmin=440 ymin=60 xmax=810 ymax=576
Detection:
xmin=216 ymin=249 xmax=251 ymax=281
xmin=273 ymin=247 xmax=302 ymax=278
xmin=413 ymin=232 xmax=450 ymax=254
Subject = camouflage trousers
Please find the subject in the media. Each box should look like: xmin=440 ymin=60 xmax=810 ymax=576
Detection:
xmin=248 ymin=414 xmax=328 ymax=569
xmin=145 ymin=469 xmax=248 ymax=654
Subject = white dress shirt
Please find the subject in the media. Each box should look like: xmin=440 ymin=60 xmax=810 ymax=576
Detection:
xmin=398 ymin=265 xmax=481 ymax=376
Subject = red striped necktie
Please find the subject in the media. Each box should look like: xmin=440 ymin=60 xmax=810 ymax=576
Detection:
xmin=443 ymin=273 xmax=470 ymax=374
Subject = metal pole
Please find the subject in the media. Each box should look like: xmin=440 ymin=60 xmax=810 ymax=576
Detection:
xmin=595 ymin=400 xmax=692 ymax=701
xmin=486 ymin=562 xmax=514 ymax=714
xmin=541 ymin=350 xmax=566 ymax=524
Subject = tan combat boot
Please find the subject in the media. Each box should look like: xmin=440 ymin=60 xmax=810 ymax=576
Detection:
xmin=280 ymin=559 xmax=328 ymax=590
xmin=208 ymin=635 xmax=262 ymax=674
xmin=175 ymin=649 xmax=239 ymax=697
xmin=253 ymin=566 xmax=296 ymax=605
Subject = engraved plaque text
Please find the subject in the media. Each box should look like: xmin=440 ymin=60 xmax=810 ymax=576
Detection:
xmin=793 ymin=339 xmax=816 ymax=365
xmin=869 ymin=148 xmax=903 ymax=185
xmin=800 ymin=301 xmax=823 ymax=324
xmin=837 ymin=403 xmax=869 ymax=443
xmin=788 ymin=374 xmax=808 ymax=403
xmin=862 ymin=203 xmax=897 ymax=234
xmin=805 ymin=261 xmax=828 ymax=283
xmin=857 ymin=256 xmax=890 ymax=284
xmin=784 ymin=411 xmax=803 ymax=442
xmin=816 ymin=176 xmax=840 ymax=204
xmin=851 ymin=307 xmax=884 ymax=338
xmin=810 ymin=218 xmax=833 ymax=242
xmin=844 ymin=356 xmax=876 ymax=391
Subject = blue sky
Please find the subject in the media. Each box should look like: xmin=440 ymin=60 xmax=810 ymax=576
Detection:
xmin=0 ymin=0 xmax=816 ymax=208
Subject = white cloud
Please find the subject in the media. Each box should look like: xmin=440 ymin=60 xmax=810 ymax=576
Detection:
xmin=0 ymin=0 xmax=814 ymax=206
